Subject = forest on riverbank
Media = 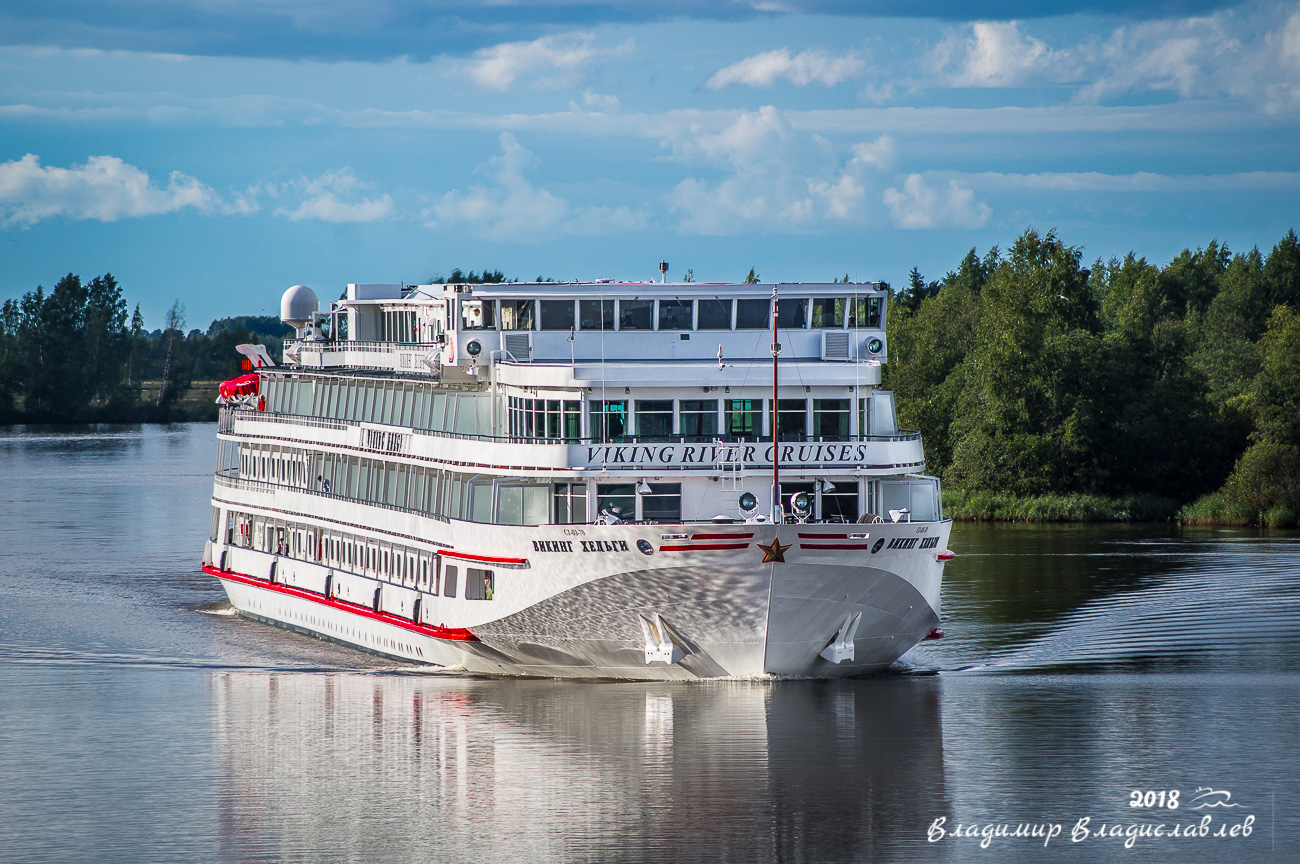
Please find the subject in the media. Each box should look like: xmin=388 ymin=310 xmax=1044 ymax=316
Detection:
xmin=885 ymin=228 xmax=1300 ymax=527
xmin=0 ymin=273 xmax=289 ymax=423
xmin=3 ymin=230 xmax=1298 ymax=526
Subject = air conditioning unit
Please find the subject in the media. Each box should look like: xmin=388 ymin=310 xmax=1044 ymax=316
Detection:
xmin=821 ymin=331 xmax=854 ymax=361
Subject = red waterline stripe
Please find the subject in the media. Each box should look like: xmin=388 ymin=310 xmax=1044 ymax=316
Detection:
xmin=689 ymin=532 xmax=756 ymax=541
xmin=436 ymin=549 xmax=529 ymax=566
xmin=203 ymin=564 xmax=478 ymax=642
xmin=659 ymin=543 xmax=752 ymax=552
xmin=798 ymin=543 xmax=871 ymax=550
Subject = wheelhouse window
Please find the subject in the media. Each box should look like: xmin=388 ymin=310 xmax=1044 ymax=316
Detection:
xmin=777 ymin=298 xmax=808 ymax=329
xmin=812 ymin=298 xmax=846 ymax=328
xmin=540 ymin=300 xmax=575 ymax=331
xmin=697 ymin=299 xmax=732 ymax=330
xmin=813 ymin=399 xmax=851 ymax=439
xmin=726 ymin=399 xmax=762 ymax=439
xmin=635 ymin=400 xmax=673 ymax=441
xmin=641 ymin=483 xmax=682 ymax=523
xmin=591 ymin=400 xmax=628 ymax=442
xmin=658 ymin=300 xmax=692 ymax=331
xmin=579 ymin=299 xmax=615 ymax=331
xmin=680 ymin=399 xmax=718 ymax=441
xmin=461 ymin=299 xmax=494 ymax=330
xmin=618 ymin=299 xmax=653 ymax=330
xmin=597 ymin=484 xmax=635 ymax=522
xmin=776 ymin=399 xmax=808 ymax=441
xmin=849 ymin=296 xmax=883 ymax=329
xmin=500 ymin=299 xmax=535 ymax=331
xmin=735 ymin=299 xmax=770 ymax=329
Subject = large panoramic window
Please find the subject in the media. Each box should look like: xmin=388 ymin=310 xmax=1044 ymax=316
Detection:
xmin=849 ymin=296 xmax=883 ymax=329
xmin=726 ymin=399 xmax=763 ymax=439
xmin=641 ymin=483 xmax=682 ymax=523
xmin=811 ymin=298 xmax=846 ymax=328
xmin=590 ymin=399 xmax=628 ymax=442
xmin=679 ymin=399 xmax=718 ymax=441
xmin=777 ymin=399 xmax=808 ymax=441
xmin=539 ymin=300 xmax=575 ymax=331
xmin=553 ymin=482 xmax=587 ymax=524
xmin=500 ymin=299 xmax=535 ymax=331
xmin=697 ymin=299 xmax=732 ymax=330
xmin=635 ymin=400 xmax=673 ymax=441
xmin=734 ymin=299 xmax=770 ymax=330
xmin=777 ymin=298 xmax=808 ymax=329
xmin=618 ymin=299 xmax=653 ymax=331
xmin=813 ymin=399 xmax=851 ymax=439
xmin=657 ymin=300 xmax=692 ymax=331
xmin=579 ymin=299 xmax=615 ymax=331
xmin=597 ymin=484 xmax=635 ymax=521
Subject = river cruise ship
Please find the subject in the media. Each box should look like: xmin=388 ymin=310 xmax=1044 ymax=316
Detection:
xmin=202 ymin=276 xmax=952 ymax=679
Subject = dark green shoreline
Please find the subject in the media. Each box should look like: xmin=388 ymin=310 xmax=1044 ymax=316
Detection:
xmin=943 ymin=489 xmax=1298 ymax=528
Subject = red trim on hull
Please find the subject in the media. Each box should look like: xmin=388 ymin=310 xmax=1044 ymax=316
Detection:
xmin=658 ymin=543 xmax=751 ymax=552
xmin=797 ymin=532 xmax=850 ymax=539
xmin=688 ymin=532 xmax=756 ymax=541
xmin=798 ymin=543 xmax=871 ymax=550
xmin=436 ymin=549 xmax=529 ymax=566
xmin=202 ymin=563 xmax=479 ymax=642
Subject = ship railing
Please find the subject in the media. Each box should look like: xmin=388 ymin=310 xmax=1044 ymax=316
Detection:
xmin=213 ymin=468 xmax=451 ymax=523
xmin=224 ymin=407 xmax=921 ymax=445
xmin=285 ymin=338 xmax=442 ymax=353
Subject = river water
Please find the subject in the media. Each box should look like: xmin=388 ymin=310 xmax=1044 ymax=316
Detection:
xmin=1 ymin=424 xmax=1297 ymax=863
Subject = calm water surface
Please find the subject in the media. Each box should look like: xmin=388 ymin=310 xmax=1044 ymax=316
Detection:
xmin=2 ymin=424 xmax=1298 ymax=863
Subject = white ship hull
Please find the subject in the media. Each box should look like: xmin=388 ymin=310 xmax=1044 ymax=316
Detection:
xmin=205 ymin=519 xmax=949 ymax=679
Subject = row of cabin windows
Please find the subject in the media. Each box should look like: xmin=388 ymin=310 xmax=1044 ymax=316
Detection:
xmin=458 ymin=296 xmax=883 ymax=333
xmin=507 ymin=397 xmax=582 ymax=441
xmin=591 ymin=398 xmax=855 ymax=442
xmin=235 ymin=442 xmax=589 ymax=525
xmin=261 ymin=375 xmax=492 ymax=436
xmin=224 ymin=509 xmax=494 ymax=599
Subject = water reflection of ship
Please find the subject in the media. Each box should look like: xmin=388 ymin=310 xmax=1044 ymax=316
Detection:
xmin=212 ymin=672 xmax=946 ymax=862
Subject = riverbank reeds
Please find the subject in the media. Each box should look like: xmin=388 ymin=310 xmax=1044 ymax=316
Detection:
xmin=942 ymin=490 xmax=1180 ymax=522
xmin=1178 ymin=493 xmax=1298 ymax=528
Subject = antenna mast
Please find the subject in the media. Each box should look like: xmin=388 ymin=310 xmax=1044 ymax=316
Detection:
xmin=771 ymin=283 xmax=781 ymax=521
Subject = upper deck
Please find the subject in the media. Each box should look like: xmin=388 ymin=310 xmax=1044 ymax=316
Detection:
xmin=285 ymin=280 xmax=890 ymax=376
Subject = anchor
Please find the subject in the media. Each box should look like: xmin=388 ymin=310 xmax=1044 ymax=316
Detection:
xmin=819 ymin=611 xmax=862 ymax=663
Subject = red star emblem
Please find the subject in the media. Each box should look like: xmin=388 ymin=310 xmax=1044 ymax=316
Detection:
xmin=757 ymin=537 xmax=791 ymax=563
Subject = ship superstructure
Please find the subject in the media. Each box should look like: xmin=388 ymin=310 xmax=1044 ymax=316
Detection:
xmin=202 ymin=277 xmax=952 ymax=678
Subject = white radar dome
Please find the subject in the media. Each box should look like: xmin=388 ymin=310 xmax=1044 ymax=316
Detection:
xmin=280 ymin=284 xmax=319 ymax=328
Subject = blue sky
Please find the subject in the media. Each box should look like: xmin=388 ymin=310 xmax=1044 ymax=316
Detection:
xmin=1 ymin=0 xmax=1298 ymax=327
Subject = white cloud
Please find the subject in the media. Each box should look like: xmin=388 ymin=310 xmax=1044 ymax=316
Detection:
xmin=0 ymin=153 xmax=234 ymax=227
xmin=707 ymin=48 xmax=864 ymax=89
xmin=918 ymin=11 xmax=1300 ymax=112
xmin=430 ymin=133 xmax=644 ymax=239
xmin=848 ymin=134 xmax=895 ymax=171
xmin=468 ymin=33 xmax=631 ymax=91
xmin=929 ymin=21 xmax=1074 ymax=88
xmin=266 ymin=169 xmax=394 ymax=223
xmin=660 ymin=107 xmax=890 ymax=234
xmin=883 ymin=174 xmax=991 ymax=229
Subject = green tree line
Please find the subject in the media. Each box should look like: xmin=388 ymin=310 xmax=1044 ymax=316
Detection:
xmin=885 ymin=228 xmax=1300 ymax=527
xmin=0 ymin=273 xmax=290 ymax=423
